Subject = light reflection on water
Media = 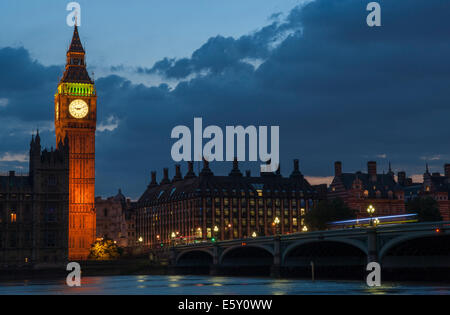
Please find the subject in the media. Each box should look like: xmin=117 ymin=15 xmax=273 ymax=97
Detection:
xmin=0 ymin=275 xmax=448 ymax=295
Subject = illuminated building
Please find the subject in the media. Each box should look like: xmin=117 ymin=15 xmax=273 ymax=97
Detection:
xmin=328 ymin=161 xmax=406 ymax=218
xmin=95 ymin=189 xmax=137 ymax=248
xmin=136 ymin=159 xmax=320 ymax=248
xmin=422 ymin=164 xmax=450 ymax=221
xmin=0 ymin=133 xmax=69 ymax=266
xmin=55 ymin=25 xmax=97 ymax=260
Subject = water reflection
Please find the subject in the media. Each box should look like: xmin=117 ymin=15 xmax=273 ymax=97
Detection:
xmin=0 ymin=275 xmax=448 ymax=295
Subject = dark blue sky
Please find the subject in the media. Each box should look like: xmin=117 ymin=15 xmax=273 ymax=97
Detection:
xmin=1 ymin=0 xmax=450 ymax=199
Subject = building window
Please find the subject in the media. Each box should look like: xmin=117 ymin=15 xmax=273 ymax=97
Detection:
xmin=48 ymin=175 xmax=57 ymax=186
xmin=10 ymin=211 xmax=17 ymax=223
xmin=45 ymin=231 xmax=56 ymax=247
xmin=104 ymin=208 xmax=108 ymax=217
xmin=9 ymin=232 xmax=17 ymax=247
xmin=45 ymin=208 xmax=56 ymax=222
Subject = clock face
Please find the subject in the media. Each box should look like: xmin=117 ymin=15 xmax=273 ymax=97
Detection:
xmin=69 ymin=99 xmax=89 ymax=119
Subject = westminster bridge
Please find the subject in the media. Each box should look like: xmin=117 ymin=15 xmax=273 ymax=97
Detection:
xmin=168 ymin=221 xmax=450 ymax=278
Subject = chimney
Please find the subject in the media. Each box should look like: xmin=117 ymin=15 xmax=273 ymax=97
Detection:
xmin=368 ymin=161 xmax=377 ymax=181
xmin=150 ymin=171 xmax=157 ymax=185
xmin=185 ymin=161 xmax=196 ymax=179
xmin=294 ymin=159 xmax=299 ymax=172
xmin=290 ymin=159 xmax=302 ymax=178
xmin=229 ymin=157 xmax=242 ymax=177
xmin=334 ymin=161 xmax=342 ymax=177
xmin=276 ymin=163 xmax=281 ymax=176
xmin=173 ymin=164 xmax=182 ymax=181
xmin=200 ymin=158 xmax=213 ymax=176
xmin=397 ymin=171 xmax=406 ymax=186
xmin=445 ymin=164 xmax=450 ymax=178
xmin=160 ymin=168 xmax=170 ymax=185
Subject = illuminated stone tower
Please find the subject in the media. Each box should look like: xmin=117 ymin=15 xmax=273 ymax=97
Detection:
xmin=55 ymin=25 xmax=97 ymax=260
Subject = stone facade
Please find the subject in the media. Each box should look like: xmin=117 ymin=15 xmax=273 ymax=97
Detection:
xmin=136 ymin=159 xmax=321 ymax=249
xmin=328 ymin=161 xmax=406 ymax=218
xmin=422 ymin=164 xmax=450 ymax=221
xmin=95 ymin=190 xmax=136 ymax=248
xmin=0 ymin=132 xmax=69 ymax=268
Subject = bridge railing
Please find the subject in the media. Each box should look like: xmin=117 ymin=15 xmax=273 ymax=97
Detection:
xmin=172 ymin=221 xmax=450 ymax=250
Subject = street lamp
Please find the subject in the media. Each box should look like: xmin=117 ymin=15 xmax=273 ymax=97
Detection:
xmin=367 ymin=205 xmax=375 ymax=226
xmin=302 ymin=226 xmax=308 ymax=232
xmin=373 ymin=218 xmax=380 ymax=227
xmin=273 ymin=217 xmax=280 ymax=235
xmin=252 ymin=231 xmax=257 ymax=238
xmin=213 ymin=225 xmax=219 ymax=242
xmin=171 ymin=232 xmax=176 ymax=247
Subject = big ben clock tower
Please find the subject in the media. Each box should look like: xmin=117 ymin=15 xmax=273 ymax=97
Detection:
xmin=55 ymin=25 xmax=96 ymax=260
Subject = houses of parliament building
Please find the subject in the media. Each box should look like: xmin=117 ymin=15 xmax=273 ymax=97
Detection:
xmin=0 ymin=24 xmax=97 ymax=266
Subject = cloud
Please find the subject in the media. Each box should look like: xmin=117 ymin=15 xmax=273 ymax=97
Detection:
xmin=410 ymin=174 xmax=424 ymax=184
xmin=2 ymin=0 xmax=450 ymax=199
xmin=0 ymin=152 xmax=29 ymax=163
xmin=420 ymin=155 xmax=442 ymax=161
xmin=0 ymin=98 xmax=8 ymax=108
xmin=305 ymin=176 xmax=334 ymax=186
xmin=97 ymin=115 xmax=119 ymax=132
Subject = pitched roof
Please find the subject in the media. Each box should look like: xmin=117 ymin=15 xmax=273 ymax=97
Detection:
xmin=60 ymin=66 xmax=93 ymax=84
xmin=60 ymin=25 xmax=93 ymax=84
xmin=138 ymin=171 xmax=316 ymax=205
xmin=68 ymin=25 xmax=85 ymax=53
xmin=339 ymin=172 xmax=398 ymax=198
xmin=427 ymin=173 xmax=450 ymax=192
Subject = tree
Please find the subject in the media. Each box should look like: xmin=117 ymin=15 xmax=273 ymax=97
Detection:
xmin=88 ymin=238 xmax=122 ymax=260
xmin=407 ymin=196 xmax=443 ymax=222
xmin=304 ymin=198 xmax=356 ymax=231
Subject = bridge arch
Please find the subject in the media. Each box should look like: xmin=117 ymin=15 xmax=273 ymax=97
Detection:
xmin=176 ymin=249 xmax=214 ymax=266
xmin=282 ymin=238 xmax=367 ymax=264
xmin=219 ymin=244 xmax=274 ymax=265
xmin=379 ymin=231 xmax=450 ymax=260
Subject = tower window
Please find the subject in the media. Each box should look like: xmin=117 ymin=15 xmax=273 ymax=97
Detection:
xmin=10 ymin=211 xmax=17 ymax=223
xmin=45 ymin=208 xmax=56 ymax=222
xmin=48 ymin=175 xmax=57 ymax=186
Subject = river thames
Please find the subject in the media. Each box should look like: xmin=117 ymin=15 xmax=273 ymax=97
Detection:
xmin=0 ymin=275 xmax=449 ymax=295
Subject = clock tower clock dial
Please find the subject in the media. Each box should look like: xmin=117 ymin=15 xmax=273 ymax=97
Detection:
xmin=55 ymin=25 xmax=97 ymax=260
xmin=69 ymin=99 xmax=89 ymax=119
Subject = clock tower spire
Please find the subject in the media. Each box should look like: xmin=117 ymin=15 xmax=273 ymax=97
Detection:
xmin=55 ymin=24 xmax=97 ymax=260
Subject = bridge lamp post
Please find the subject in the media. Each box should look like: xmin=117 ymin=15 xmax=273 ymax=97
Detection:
xmin=225 ymin=223 xmax=232 ymax=240
xmin=138 ymin=236 xmax=143 ymax=254
xmin=252 ymin=231 xmax=257 ymax=238
xmin=171 ymin=232 xmax=176 ymax=247
xmin=367 ymin=205 xmax=375 ymax=226
xmin=213 ymin=225 xmax=219 ymax=242
xmin=273 ymin=217 xmax=281 ymax=235
xmin=373 ymin=218 xmax=380 ymax=227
